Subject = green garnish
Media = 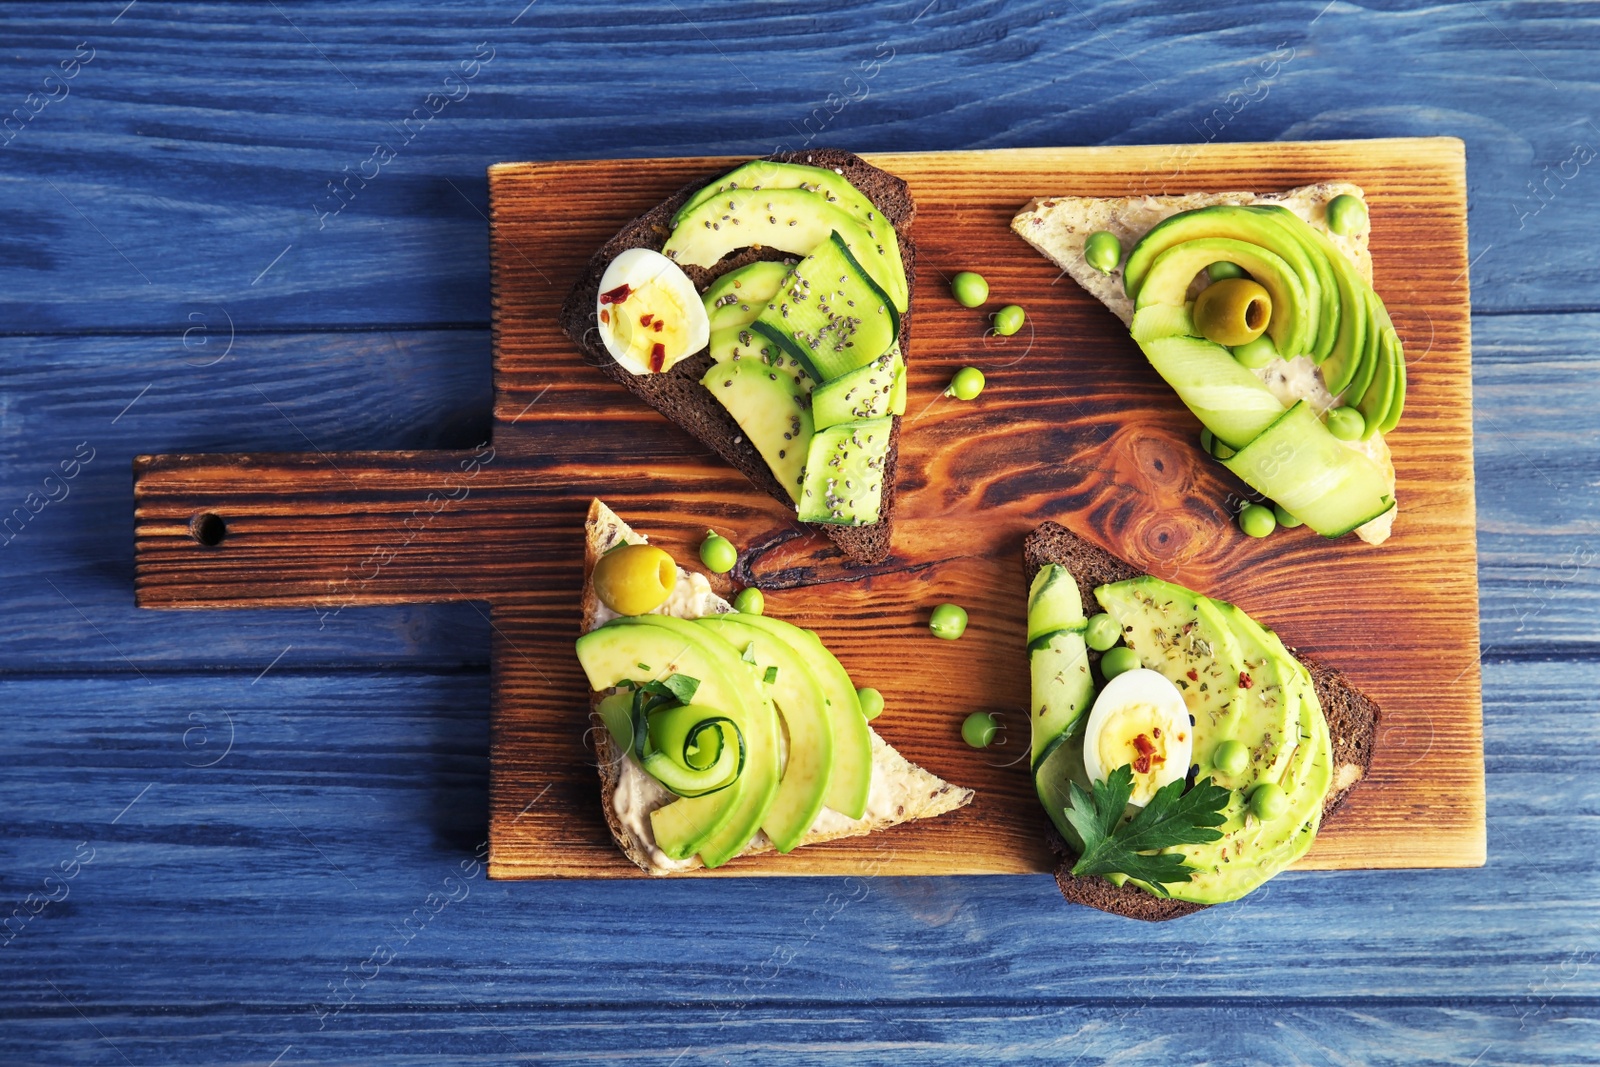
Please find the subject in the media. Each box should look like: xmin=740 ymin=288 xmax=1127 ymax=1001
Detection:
xmin=1064 ymin=765 xmax=1231 ymax=894
xmin=762 ymin=665 xmax=778 ymax=685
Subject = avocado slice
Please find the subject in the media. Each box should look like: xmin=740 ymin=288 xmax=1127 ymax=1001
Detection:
xmin=1135 ymin=237 xmax=1312 ymax=359
xmin=664 ymin=188 xmax=908 ymax=313
xmin=1135 ymin=335 xmax=1286 ymax=450
xmin=750 ymin=231 xmax=900 ymax=383
xmin=1341 ymin=287 xmax=1385 ymax=411
xmin=695 ymin=615 xmax=835 ymax=853
xmin=797 ymin=417 xmax=891 ymax=525
xmin=575 ymin=617 xmax=780 ymax=866
xmin=720 ymin=613 xmax=873 ymax=821
xmin=810 ymin=348 xmax=900 ymax=429
xmin=1223 ymin=401 xmax=1395 ymax=537
xmin=701 ymin=357 xmax=814 ymax=504
xmin=674 ymin=160 xmax=887 ymax=236
xmin=702 ymin=260 xmax=794 ymax=332
xmin=1301 ymin=225 xmax=1369 ymax=396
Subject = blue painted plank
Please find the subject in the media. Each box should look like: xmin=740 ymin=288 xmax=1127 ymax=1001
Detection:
xmin=1 ymin=1003 xmax=1594 ymax=1067
xmin=0 ymin=659 xmax=1592 ymax=1014
xmin=0 ymin=0 xmax=1596 ymax=332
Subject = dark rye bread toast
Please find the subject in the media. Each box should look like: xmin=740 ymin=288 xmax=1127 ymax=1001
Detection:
xmin=560 ymin=149 xmax=915 ymax=565
xmin=1023 ymin=522 xmax=1380 ymax=921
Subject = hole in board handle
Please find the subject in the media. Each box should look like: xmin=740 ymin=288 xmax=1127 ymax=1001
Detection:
xmin=190 ymin=512 xmax=227 ymax=547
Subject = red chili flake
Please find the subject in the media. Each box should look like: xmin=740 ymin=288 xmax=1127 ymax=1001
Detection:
xmin=599 ymin=309 xmax=610 ymax=324
xmin=599 ymin=283 xmax=632 ymax=305
xmin=639 ymin=313 xmax=654 ymax=326
xmin=1132 ymin=754 xmax=1152 ymax=774
xmin=1239 ymin=671 xmax=1254 ymax=689
xmin=1152 ymin=727 xmax=1162 ymax=739
xmin=1186 ymin=668 xmax=1199 ymax=681
xmin=652 ymin=320 xmax=664 ymax=332
xmin=649 ymin=342 xmax=666 ymax=372
xmin=1133 ymin=733 xmax=1157 ymax=757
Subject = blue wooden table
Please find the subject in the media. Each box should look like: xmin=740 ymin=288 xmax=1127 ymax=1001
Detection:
xmin=2 ymin=3 xmax=1596 ymax=1063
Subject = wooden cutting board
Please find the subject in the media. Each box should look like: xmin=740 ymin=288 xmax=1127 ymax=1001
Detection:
xmin=132 ymin=138 xmax=1483 ymax=879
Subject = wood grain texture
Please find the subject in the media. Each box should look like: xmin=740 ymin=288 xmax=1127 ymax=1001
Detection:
xmin=132 ymin=139 xmax=1482 ymax=881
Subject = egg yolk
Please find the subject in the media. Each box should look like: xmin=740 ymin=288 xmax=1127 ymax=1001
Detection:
xmin=602 ymin=279 xmax=695 ymax=373
xmin=1095 ymin=702 xmax=1188 ymax=805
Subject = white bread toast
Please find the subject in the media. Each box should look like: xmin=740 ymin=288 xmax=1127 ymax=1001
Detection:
xmin=1011 ymin=184 xmax=1396 ymax=546
xmin=581 ymin=499 xmax=972 ymax=875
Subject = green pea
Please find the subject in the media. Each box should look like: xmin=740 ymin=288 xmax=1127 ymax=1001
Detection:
xmin=991 ymin=305 xmax=1026 ymax=336
xmin=1213 ymin=739 xmax=1250 ymax=777
xmin=856 ymin=686 xmax=884 ymax=721
xmin=1084 ymin=613 xmax=1121 ymax=652
xmin=945 ymin=366 xmax=986 ymax=400
xmin=733 ymin=587 xmax=764 ymax=614
xmin=1238 ymin=503 xmax=1276 ymax=539
xmin=699 ymin=531 xmax=737 ymax=574
xmin=1207 ymin=261 xmax=1246 ymax=281
xmin=1084 ymin=230 xmax=1122 ymax=274
xmin=1272 ymin=503 xmax=1303 ymax=529
xmin=1325 ymin=406 xmax=1365 ymax=441
xmin=961 ymin=711 xmax=998 ymax=749
xmin=1250 ymin=781 xmax=1289 ymax=820
xmin=929 ymin=602 xmax=968 ymax=640
xmin=1099 ymin=645 xmax=1140 ymax=680
xmin=1326 ymin=194 xmax=1368 ymax=237
xmin=1231 ymin=334 xmax=1279 ymax=370
xmin=950 ymin=271 xmax=989 ymax=308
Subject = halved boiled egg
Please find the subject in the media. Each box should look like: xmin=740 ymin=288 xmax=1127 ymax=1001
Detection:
xmin=596 ymin=248 xmax=710 ymax=375
xmin=1081 ymin=667 xmax=1193 ymax=807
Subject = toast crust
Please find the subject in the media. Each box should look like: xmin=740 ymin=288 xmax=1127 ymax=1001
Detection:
xmin=582 ymin=499 xmax=971 ymax=875
xmin=563 ymin=151 xmax=915 ymax=565
xmin=1023 ymin=521 xmax=1379 ymax=920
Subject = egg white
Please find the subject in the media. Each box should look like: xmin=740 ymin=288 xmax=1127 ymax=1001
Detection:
xmin=596 ymin=248 xmax=711 ymax=375
xmin=1081 ymin=667 xmax=1193 ymax=807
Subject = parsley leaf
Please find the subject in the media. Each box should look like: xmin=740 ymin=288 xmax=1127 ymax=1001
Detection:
xmin=1066 ymin=765 xmax=1231 ymax=892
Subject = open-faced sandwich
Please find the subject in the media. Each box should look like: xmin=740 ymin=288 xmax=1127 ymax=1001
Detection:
xmin=574 ymin=500 xmax=971 ymax=874
xmin=1013 ymin=185 xmax=1402 ymax=545
xmin=1023 ymin=523 xmax=1379 ymax=919
xmin=562 ymin=151 xmax=915 ymax=564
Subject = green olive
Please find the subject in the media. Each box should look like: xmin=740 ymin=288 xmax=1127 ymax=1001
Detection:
xmin=593 ymin=543 xmax=678 ymax=616
xmin=1239 ymin=503 xmax=1276 ymax=538
xmin=1250 ymin=781 xmax=1289 ymax=820
xmin=961 ymin=710 xmax=998 ymax=748
xmin=1272 ymin=503 xmax=1303 ymax=529
xmin=1099 ymin=645 xmax=1140 ymax=680
xmin=1207 ymin=261 xmax=1246 ymax=281
xmin=699 ymin=531 xmax=738 ymax=574
xmin=1084 ymin=230 xmax=1122 ymax=274
xmin=991 ymin=305 xmax=1025 ymax=336
xmin=733 ymin=587 xmax=764 ymax=614
xmin=929 ymin=602 xmax=968 ymax=640
xmin=950 ymin=271 xmax=989 ymax=308
xmin=1213 ymin=739 xmax=1250 ymax=777
xmin=1194 ymin=278 xmax=1272 ymax=347
xmin=857 ymin=686 xmax=884 ymax=721
xmin=946 ymin=366 xmax=986 ymax=400
xmin=1326 ymin=194 xmax=1368 ymax=237
xmin=1084 ymin=613 xmax=1121 ymax=652
xmin=1326 ymin=406 xmax=1366 ymax=441
xmin=1231 ymin=334 xmax=1280 ymax=370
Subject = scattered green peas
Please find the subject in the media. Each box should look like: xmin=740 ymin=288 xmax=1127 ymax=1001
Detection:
xmin=1084 ymin=230 xmax=1122 ymax=275
xmin=1325 ymin=406 xmax=1366 ymax=441
xmin=991 ymin=304 xmax=1026 ymax=336
xmin=733 ymin=587 xmax=765 ymax=614
xmin=1099 ymin=645 xmax=1141 ymax=680
xmin=961 ymin=710 xmax=999 ymax=749
xmin=1213 ymin=739 xmax=1250 ymax=777
xmin=1207 ymin=261 xmax=1247 ymax=281
xmin=1084 ymin=613 xmax=1121 ymax=652
xmin=950 ymin=271 xmax=989 ymax=308
xmin=699 ymin=531 xmax=737 ymax=574
xmin=857 ymin=686 xmax=884 ymax=721
xmin=1326 ymin=194 xmax=1368 ymax=237
xmin=945 ymin=366 xmax=986 ymax=400
xmin=1239 ymin=503 xmax=1277 ymax=539
xmin=929 ymin=602 xmax=969 ymax=640
xmin=1272 ymin=502 xmax=1304 ymax=529
xmin=1250 ymin=781 xmax=1289 ymax=820
xmin=1231 ymin=334 xmax=1280 ymax=370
